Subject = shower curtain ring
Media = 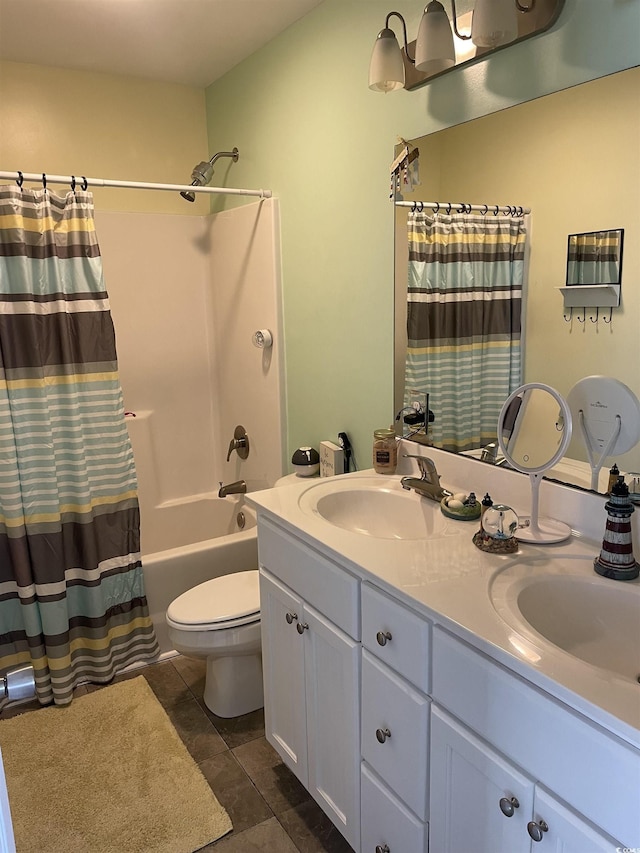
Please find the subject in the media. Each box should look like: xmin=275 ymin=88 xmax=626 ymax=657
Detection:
xmin=494 ymin=205 xmax=499 ymax=215
xmin=71 ymin=176 xmax=76 ymax=193
xmin=411 ymin=202 xmax=416 ymax=212
xmin=81 ymin=176 xmax=88 ymax=190
xmin=446 ymin=202 xmax=451 ymax=214
xmin=16 ymin=171 xmax=24 ymax=190
xmin=434 ymin=202 xmax=439 ymax=214
xmin=518 ymin=206 xmax=523 ymax=216
xmin=481 ymin=204 xmax=488 ymax=215
xmin=418 ymin=201 xmax=424 ymax=212
xmin=42 ymin=173 xmax=47 ymax=191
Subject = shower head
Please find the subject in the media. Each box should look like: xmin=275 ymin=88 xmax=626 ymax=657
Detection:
xmin=180 ymin=148 xmax=239 ymax=202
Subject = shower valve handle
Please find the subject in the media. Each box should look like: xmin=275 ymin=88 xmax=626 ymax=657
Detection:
xmin=226 ymin=425 xmax=250 ymax=461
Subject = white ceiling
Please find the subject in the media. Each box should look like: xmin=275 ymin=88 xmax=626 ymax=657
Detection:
xmin=0 ymin=0 xmax=325 ymax=88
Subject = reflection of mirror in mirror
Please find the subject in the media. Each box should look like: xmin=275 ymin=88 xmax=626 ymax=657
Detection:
xmin=498 ymin=383 xmax=573 ymax=544
xmin=566 ymin=230 xmax=624 ymax=287
xmin=501 ymin=387 xmax=567 ymax=470
xmin=394 ymin=67 xmax=639 ymax=492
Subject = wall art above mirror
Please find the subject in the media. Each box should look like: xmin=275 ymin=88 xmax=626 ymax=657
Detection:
xmin=394 ymin=66 xmax=639 ymax=493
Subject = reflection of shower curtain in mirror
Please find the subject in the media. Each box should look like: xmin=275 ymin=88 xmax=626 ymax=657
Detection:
xmin=404 ymin=212 xmax=525 ymax=452
xmin=0 ymin=186 xmax=159 ymax=706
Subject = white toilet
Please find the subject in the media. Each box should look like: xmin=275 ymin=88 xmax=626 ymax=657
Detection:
xmin=166 ymin=570 xmax=263 ymax=718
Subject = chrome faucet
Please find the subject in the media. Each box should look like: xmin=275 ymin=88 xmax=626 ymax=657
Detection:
xmin=480 ymin=441 xmax=499 ymax=464
xmin=218 ymin=479 xmax=247 ymax=498
xmin=401 ymin=454 xmax=452 ymax=502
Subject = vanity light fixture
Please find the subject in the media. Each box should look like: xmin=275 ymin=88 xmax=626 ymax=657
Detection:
xmin=369 ymin=0 xmax=546 ymax=93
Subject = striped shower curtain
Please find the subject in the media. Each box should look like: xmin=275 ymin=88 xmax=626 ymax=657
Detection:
xmin=0 ymin=185 xmax=158 ymax=705
xmin=404 ymin=211 xmax=525 ymax=452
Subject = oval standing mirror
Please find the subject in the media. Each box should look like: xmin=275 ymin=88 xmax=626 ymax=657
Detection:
xmin=497 ymin=383 xmax=572 ymax=544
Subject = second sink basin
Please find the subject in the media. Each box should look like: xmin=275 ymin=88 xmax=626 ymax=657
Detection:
xmin=298 ymin=475 xmax=457 ymax=540
xmin=491 ymin=560 xmax=640 ymax=681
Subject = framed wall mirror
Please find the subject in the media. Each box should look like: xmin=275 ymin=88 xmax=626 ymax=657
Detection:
xmin=394 ymin=66 xmax=639 ymax=493
xmin=566 ymin=229 xmax=624 ymax=288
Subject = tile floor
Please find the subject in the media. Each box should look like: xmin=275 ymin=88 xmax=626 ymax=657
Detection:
xmin=2 ymin=656 xmax=355 ymax=853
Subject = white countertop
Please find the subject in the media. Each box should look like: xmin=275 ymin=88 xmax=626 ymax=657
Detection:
xmin=248 ymin=446 xmax=640 ymax=748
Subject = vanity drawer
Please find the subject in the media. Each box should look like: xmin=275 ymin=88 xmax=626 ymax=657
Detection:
xmin=432 ymin=627 xmax=640 ymax=847
xmin=361 ymin=762 xmax=428 ymax=853
xmin=362 ymin=582 xmax=431 ymax=693
xmin=361 ymin=649 xmax=430 ymax=820
xmin=257 ymin=516 xmax=360 ymax=639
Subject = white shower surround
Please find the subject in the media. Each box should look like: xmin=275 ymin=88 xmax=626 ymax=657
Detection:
xmin=96 ymin=198 xmax=284 ymax=506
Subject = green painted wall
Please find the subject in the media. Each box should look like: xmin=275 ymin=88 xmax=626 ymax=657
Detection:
xmin=204 ymin=0 xmax=640 ymax=470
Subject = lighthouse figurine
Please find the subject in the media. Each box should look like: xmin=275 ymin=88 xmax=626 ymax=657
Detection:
xmin=594 ymin=476 xmax=639 ymax=581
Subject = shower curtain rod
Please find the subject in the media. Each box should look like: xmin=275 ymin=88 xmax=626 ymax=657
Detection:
xmin=396 ymin=200 xmax=530 ymax=215
xmin=0 ymin=170 xmax=272 ymax=199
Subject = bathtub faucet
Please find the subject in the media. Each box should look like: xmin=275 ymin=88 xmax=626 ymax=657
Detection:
xmin=218 ymin=480 xmax=247 ymax=498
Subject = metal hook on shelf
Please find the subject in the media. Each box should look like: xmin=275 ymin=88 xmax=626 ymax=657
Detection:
xmin=563 ymin=307 xmax=573 ymax=323
xmin=590 ymin=307 xmax=599 ymax=324
xmin=576 ymin=308 xmax=586 ymax=323
xmin=602 ymin=307 xmax=613 ymax=324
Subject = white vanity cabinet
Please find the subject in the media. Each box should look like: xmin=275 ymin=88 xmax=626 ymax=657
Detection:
xmin=430 ymin=627 xmax=635 ymax=852
xmin=258 ymin=517 xmax=361 ymax=851
xmin=360 ymin=583 xmax=431 ymax=853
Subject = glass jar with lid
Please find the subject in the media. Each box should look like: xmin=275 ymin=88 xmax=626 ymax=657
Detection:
xmin=373 ymin=428 xmax=397 ymax=474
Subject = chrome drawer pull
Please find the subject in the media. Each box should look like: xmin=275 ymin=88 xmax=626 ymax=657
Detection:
xmin=376 ymin=845 xmax=390 ymax=853
xmin=285 ymin=612 xmax=297 ymax=624
xmin=296 ymin=621 xmax=309 ymax=634
xmin=375 ymin=727 xmax=391 ymax=743
xmin=499 ymin=796 xmax=520 ymax=817
xmin=376 ymin=630 xmax=392 ymax=646
xmin=527 ymin=819 xmax=549 ymax=842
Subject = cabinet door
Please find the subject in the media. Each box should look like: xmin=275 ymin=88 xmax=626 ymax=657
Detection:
xmin=530 ymin=787 xmax=621 ymax=853
xmin=304 ymin=602 xmax=361 ymax=852
xmin=259 ymin=570 xmax=308 ymax=784
xmin=430 ymin=707 xmax=533 ymax=853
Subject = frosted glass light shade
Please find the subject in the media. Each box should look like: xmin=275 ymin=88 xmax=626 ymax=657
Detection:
xmin=472 ymin=0 xmax=519 ymax=48
xmin=369 ymin=27 xmax=405 ymax=92
xmin=415 ymin=1 xmax=455 ymax=75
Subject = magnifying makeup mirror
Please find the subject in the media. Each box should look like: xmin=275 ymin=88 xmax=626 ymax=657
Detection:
xmin=497 ymin=383 xmax=573 ymax=544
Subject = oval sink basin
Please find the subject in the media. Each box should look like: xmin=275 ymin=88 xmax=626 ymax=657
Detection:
xmin=491 ymin=565 xmax=640 ymax=681
xmin=298 ymin=476 xmax=458 ymax=540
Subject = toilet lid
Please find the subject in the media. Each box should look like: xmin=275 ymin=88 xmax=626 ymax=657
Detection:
xmin=167 ymin=570 xmax=260 ymax=628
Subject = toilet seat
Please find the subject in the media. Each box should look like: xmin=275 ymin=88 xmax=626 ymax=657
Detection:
xmin=166 ymin=570 xmax=260 ymax=632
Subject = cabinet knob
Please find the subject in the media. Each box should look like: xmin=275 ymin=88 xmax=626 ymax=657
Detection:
xmin=296 ymin=621 xmax=309 ymax=634
xmin=375 ymin=727 xmax=391 ymax=743
xmin=499 ymin=796 xmax=520 ymax=817
xmin=285 ymin=612 xmax=297 ymax=624
xmin=527 ymin=820 xmax=549 ymax=842
xmin=375 ymin=845 xmax=390 ymax=853
xmin=376 ymin=630 xmax=392 ymax=646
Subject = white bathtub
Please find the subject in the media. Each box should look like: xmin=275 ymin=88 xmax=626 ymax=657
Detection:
xmin=140 ymin=494 xmax=258 ymax=654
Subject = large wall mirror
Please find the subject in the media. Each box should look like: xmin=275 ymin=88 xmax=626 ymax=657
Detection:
xmin=394 ymin=66 xmax=639 ymax=493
